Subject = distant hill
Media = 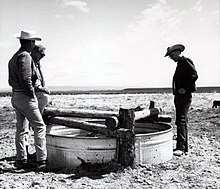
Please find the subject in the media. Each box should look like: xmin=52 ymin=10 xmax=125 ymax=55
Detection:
xmin=123 ymin=86 xmax=220 ymax=94
xmin=47 ymin=86 xmax=220 ymax=95
xmin=48 ymin=85 xmax=124 ymax=91
xmin=0 ymin=86 xmax=219 ymax=96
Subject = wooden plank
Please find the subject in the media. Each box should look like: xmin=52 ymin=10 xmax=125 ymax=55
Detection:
xmin=118 ymin=108 xmax=135 ymax=167
xmin=49 ymin=116 xmax=134 ymax=139
xmin=105 ymin=116 xmax=119 ymax=130
xmin=149 ymin=100 xmax=155 ymax=109
xmin=45 ymin=107 xmax=160 ymax=121
xmin=105 ymin=108 xmax=160 ymax=129
xmin=134 ymin=108 xmax=159 ymax=121
xmin=44 ymin=107 xmax=118 ymax=118
xmin=136 ymin=114 xmax=172 ymax=123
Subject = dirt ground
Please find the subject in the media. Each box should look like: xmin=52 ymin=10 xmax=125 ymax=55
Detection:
xmin=0 ymin=93 xmax=220 ymax=189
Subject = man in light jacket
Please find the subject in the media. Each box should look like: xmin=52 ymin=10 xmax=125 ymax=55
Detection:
xmin=8 ymin=30 xmax=47 ymax=170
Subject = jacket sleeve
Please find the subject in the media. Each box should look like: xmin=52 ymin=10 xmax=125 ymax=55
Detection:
xmin=17 ymin=52 xmax=35 ymax=97
xmin=185 ymin=58 xmax=198 ymax=83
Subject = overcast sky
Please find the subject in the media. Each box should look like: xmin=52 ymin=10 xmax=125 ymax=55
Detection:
xmin=0 ymin=0 xmax=219 ymax=89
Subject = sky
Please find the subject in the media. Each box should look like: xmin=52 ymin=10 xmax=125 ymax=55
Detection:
xmin=0 ymin=0 xmax=219 ymax=90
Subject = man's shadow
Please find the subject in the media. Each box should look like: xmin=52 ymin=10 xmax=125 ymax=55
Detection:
xmin=0 ymin=156 xmax=20 ymax=173
xmin=0 ymin=156 xmax=16 ymax=161
xmin=66 ymin=160 xmax=123 ymax=180
xmin=0 ymin=156 xmax=123 ymax=178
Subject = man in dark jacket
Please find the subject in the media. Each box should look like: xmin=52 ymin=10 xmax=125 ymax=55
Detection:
xmin=8 ymin=30 xmax=47 ymax=170
xmin=165 ymin=44 xmax=198 ymax=156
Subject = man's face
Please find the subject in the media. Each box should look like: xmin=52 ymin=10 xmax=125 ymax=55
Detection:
xmin=32 ymin=50 xmax=45 ymax=62
xmin=27 ymin=40 xmax=36 ymax=52
xmin=169 ymin=50 xmax=180 ymax=62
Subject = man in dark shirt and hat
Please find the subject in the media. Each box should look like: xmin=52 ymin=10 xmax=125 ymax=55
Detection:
xmin=24 ymin=44 xmax=51 ymax=164
xmin=31 ymin=44 xmax=50 ymax=114
xmin=165 ymin=44 xmax=198 ymax=156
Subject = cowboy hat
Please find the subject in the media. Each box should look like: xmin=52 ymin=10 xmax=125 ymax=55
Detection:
xmin=14 ymin=30 xmax=42 ymax=41
xmin=164 ymin=44 xmax=185 ymax=57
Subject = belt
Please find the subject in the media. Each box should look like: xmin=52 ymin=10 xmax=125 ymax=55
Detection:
xmin=13 ymin=89 xmax=24 ymax=92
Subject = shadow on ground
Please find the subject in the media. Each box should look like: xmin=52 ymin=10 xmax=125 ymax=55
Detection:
xmin=0 ymin=156 xmax=123 ymax=180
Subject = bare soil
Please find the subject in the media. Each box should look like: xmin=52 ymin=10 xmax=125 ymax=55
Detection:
xmin=0 ymin=93 xmax=220 ymax=189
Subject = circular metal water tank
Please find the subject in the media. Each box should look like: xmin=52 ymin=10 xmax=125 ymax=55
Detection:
xmin=46 ymin=122 xmax=173 ymax=168
xmin=134 ymin=122 xmax=173 ymax=165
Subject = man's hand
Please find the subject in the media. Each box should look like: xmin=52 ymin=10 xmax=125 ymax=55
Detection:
xmin=37 ymin=87 xmax=50 ymax=94
xmin=178 ymin=88 xmax=186 ymax=94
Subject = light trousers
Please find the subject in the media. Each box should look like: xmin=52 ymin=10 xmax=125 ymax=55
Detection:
xmin=11 ymin=92 xmax=47 ymax=161
xmin=36 ymin=91 xmax=50 ymax=114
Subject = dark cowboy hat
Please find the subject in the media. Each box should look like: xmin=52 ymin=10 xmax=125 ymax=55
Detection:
xmin=164 ymin=44 xmax=185 ymax=57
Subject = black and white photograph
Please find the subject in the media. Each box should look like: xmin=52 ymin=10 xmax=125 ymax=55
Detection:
xmin=0 ymin=0 xmax=219 ymax=188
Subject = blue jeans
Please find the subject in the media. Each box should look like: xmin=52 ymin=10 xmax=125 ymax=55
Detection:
xmin=174 ymin=93 xmax=192 ymax=152
xmin=11 ymin=92 xmax=47 ymax=161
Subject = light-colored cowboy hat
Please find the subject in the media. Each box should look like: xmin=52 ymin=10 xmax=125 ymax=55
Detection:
xmin=164 ymin=44 xmax=185 ymax=57
xmin=14 ymin=30 xmax=42 ymax=41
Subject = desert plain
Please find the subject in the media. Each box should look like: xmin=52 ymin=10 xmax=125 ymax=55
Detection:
xmin=0 ymin=92 xmax=220 ymax=189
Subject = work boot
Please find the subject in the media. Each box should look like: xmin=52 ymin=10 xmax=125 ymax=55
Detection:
xmin=27 ymin=152 xmax=36 ymax=162
xmin=173 ymin=149 xmax=184 ymax=157
xmin=15 ymin=159 xmax=28 ymax=170
xmin=27 ymin=152 xmax=37 ymax=169
xmin=36 ymin=160 xmax=47 ymax=171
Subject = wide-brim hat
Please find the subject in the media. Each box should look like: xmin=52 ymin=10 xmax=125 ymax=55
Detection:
xmin=14 ymin=30 xmax=42 ymax=41
xmin=164 ymin=44 xmax=185 ymax=57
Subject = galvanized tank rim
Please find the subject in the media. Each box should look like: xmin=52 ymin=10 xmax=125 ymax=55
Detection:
xmin=135 ymin=122 xmax=173 ymax=137
xmin=47 ymin=122 xmax=173 ymax=139
xmin=46 ymin=133 xmax=114 ymax=139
